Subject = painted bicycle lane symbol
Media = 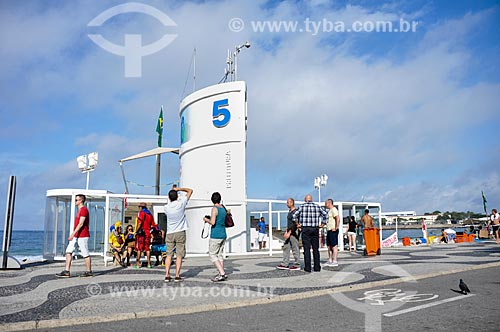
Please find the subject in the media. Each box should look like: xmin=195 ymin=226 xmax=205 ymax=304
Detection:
xmin=357 ymin=288 xmax=439 ymax=306
xmin=328 ymin=262 xmax=432 ymax=332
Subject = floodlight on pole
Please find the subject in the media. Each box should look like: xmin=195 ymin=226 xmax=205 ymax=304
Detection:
xmin=77 ymin=155 xmax=87 ymax=170
xmin=314 ymin=173 xmax=328 ymax=203
xmin=234 ymin=41 xmax=250 ymax=81
xmin=88 ymin=152 xmax=98 ymax=168
xmin=77 ymin=152 xmax=98 ymax=190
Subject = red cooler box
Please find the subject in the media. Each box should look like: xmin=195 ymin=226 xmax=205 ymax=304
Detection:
xmin=364 ymin=228 xmax=381 ymax=256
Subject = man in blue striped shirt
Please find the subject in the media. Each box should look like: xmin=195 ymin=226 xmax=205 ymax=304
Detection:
xmin=292 ymin=194 xmax=328 ymax=272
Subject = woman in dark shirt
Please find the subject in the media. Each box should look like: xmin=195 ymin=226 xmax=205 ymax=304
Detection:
xmin=123 ymin=225 xmax=136 ymax=266
xmin=347 ymin=216 xmax=358 ymax=252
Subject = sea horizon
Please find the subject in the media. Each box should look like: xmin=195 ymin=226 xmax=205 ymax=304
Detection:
xmin=0 ymin=230 xmax=45 ymax=261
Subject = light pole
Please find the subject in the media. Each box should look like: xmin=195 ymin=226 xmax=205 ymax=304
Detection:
xmin=77 ymin=152 xmax=98 ymax=190
xmin=314 ymin=174 xmax=328 ymax=203
xmin=233 ymin=41 xmax=250 ymax=81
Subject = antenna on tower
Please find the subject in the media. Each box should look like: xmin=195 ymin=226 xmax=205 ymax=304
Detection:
xmin=193 ymin=47 xmax=196 ymax=92
xmin=181 ymin=48 xmax=197 ymax=100
xmin=218 ymin=41 xmax=250 ymax=84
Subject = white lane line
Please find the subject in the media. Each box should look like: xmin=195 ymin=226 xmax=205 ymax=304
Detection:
xmin=383 ymin=294 xmax=476 ymax=317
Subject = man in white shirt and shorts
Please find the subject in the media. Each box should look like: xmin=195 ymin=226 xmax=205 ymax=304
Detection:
xmin=488 ymin=209 xmax=500 ymax=244
xmin=163 ymin=186 xmax=193 ymax=282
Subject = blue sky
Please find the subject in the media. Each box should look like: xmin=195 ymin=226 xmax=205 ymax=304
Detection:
xmin=1 ymin=0 xmax=499 ymax=230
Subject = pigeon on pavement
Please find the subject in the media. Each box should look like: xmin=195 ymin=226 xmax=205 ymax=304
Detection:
xmin=459 ymin=279 xmax=471 ymax=294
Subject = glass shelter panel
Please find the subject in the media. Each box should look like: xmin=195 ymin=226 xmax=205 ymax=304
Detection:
xmin=43 ymin=197 xmax=56 ymax=259
xmin=87 ymin=197 xmax=106 ymax=255
xmin=109 ymin=198 xmax=124 ymax=225
xmin=43 ymin=196 xmax=72 ymax=258
xmin=369 ymin=207 xmax=381 ymax=227
xmin=57 ymin=198 xmax=71 ymax=256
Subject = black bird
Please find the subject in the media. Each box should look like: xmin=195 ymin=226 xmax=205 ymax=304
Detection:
xmin=459 ymin=279 xmax=471 ymax=294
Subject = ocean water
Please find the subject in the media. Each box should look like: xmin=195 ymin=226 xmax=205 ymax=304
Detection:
xmin=0 ymin=230 xmax=44 ymax=261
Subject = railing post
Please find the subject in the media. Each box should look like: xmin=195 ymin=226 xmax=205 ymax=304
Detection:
xmin=268 ymin=201 xmax=273 ymax=256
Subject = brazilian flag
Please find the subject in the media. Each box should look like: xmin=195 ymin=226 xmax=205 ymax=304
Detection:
xmin=156 ymin=106 xmax=163 ymax=147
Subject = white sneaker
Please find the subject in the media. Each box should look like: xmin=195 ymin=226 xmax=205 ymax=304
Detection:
xmin=331 ymin=261 xmax=339 ymax=267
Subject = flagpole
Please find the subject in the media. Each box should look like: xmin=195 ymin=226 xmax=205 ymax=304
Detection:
xmin=155 ymin=154 xmax=161 ymax=195
xmin=155 ymin=106 xmax=164 ymax=196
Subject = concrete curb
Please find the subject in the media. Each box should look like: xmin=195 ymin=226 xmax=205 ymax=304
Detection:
xmin=1 ymin=261 xmax=500 ymax=332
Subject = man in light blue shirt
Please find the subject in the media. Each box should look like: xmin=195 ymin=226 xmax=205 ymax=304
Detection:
xmin=257 ymin=217 xmax=267 ymax=249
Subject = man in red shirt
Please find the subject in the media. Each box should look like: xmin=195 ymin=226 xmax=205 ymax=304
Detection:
xmin=56 ymin=194 xmax=93 ymax=278
xmin=135 ymin=202 xmax=155 ymax=268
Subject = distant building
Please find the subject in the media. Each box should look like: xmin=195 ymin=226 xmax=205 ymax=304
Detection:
xmin=382 ymin=211 xmax=438 ymax=225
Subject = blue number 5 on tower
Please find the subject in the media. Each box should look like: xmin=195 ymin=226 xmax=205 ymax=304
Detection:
xmin=212 ymin=99 xmax=230 ymax=128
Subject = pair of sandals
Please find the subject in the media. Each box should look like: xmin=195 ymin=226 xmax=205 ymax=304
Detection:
xmin=164 ymin=276 xmax=183 ymax=282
